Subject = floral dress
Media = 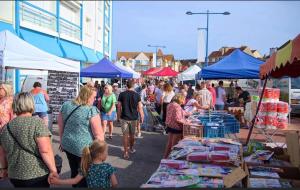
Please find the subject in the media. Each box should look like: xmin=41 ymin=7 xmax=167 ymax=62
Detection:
xmin=86 ymin=163 xmax=116 ymax=188
xmin=0 ymin=97 xmax=14 ymax=130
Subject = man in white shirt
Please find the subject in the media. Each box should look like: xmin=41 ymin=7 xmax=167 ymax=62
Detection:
xmin=154 ymin=81 xmax=163 ymax=115
xmin=215 ymin=81 xmax=226 ymax=110
xmin=198 ymin=81 xmax=212 ymax=110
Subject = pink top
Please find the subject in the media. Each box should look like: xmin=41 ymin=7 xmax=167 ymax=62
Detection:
xmin=166 ymin=102 xmax=186 ymax=131
xmin=0 ymin=97 xmax=14 ymax=129
xmin=207 ymin=87 xmax=216 ymax=107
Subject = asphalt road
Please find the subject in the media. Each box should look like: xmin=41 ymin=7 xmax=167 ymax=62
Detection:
xmin=0 ymin=124 xmax=167 ymax=188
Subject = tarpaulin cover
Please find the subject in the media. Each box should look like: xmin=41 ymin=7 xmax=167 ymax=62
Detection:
xmin=80 ymin=57 xmax=133 ymax=78
xmin=260 ymin=34 xmax=300 ymax=79
xmin=152 ymin=67 xmax=178 ymax=77
xmin=198 ymin=49 xmax=264 ymax=79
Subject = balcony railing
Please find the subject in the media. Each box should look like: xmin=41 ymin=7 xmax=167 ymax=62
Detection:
xmin=105 ymin=16 xmax=110 ymax=28
xmin=59 ymin=18 xmax=81 ymax=40
xmin=19 ymin=1 xmax=57 ymax=32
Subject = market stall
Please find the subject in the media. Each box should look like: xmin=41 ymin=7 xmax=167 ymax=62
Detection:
xmin=80 ymin=57 xmax=132 ymax=79
xmin=143 ymin=67 xmax=163 ymax=76
xmin=246 ymin=33 xmax=300 ymax=145
xmin=0 ymin=30 xmax=81 ymax=125
xmin=142 ymin=137 xmax=246 ymax=188
xmin=0 ymin=30 xmax=80 ymax=78
xmin=114 ymin=61 xmax=141 ymax=79
xmin=197 ymin=49 xmax=264 ymax=80
xmin=177 ymin=65 xmax=201 ymax=81
xmin=151 ymin=67 xmax=178 ymax=77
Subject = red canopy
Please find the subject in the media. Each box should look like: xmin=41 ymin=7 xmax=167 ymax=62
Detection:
xmin=152 ymin=67 xmax=178 ymax=77
xmin=143 ymin=67 xmax=163 ymax=75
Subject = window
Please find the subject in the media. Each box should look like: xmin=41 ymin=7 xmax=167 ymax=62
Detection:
xmin=292 ymin=77 xmax=300 ymax=89
xmin=20 ymin=1 xmax=57 ymax=32
xmin=59 ymin=1 xmax=81 ymax=40
xmin=0 ymin=1 xmax=14 ymax=23
xmin=27 ymin=1 xmax=56 ymax=14
xmin=60 ymin=2 xmax=80 ymax=26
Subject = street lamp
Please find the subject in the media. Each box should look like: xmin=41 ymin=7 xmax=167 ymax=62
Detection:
xmin=147 ymin=44 xmax=166 ymax=68
xmin=186 ymin=10 xmax=230 ymax=67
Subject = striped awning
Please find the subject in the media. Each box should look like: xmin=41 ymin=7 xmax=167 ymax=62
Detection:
xmin=260 ymin=34 xmax=300 ymax=79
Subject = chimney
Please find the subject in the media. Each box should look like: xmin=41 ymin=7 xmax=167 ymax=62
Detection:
xmin=269 ymin=47 xmax=277 ymax=56
xmin=221 ymin=47 xmax=225 ymax=55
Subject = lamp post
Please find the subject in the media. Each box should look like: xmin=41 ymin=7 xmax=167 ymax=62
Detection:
xmin=147 ymin=44 xmax=166 ymax=68
xmin=186 ymin=10 xmax=230 ymax=67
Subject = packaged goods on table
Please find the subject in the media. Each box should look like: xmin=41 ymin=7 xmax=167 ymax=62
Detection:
xmin=142 ymin=137 xmax=244 ymax=188
xmin=249 ymin=178 xmax=291 ymax=188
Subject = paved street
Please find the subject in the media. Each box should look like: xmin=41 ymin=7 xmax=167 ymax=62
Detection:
xmin=0 ymin=124 xmax=167 ymax=188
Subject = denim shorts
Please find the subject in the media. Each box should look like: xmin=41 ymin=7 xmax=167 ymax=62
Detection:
xmin=101 ymin=111 xmax=117 ymax=121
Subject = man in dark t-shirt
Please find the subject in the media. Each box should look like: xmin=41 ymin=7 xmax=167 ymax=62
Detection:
xmin=236 ymin=86 xmax=251 ymax=107
xmin=117 ymin=80 xmax=144 ymax=159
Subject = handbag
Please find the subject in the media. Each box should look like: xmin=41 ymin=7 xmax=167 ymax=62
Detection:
xmin=6 ymin=123 xmax=63 ymax=174
xmin=98 ymin=95 xmax=110 ymax=113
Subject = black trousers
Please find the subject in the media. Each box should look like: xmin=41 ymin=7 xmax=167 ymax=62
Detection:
xmin=65 ymin=151 xmax=87 ymax=187
xmin=10 ymin=174 xmax=49 ymax=188
xmin=162 ymin=102 xmax=170 ymax=123
xmin=155 ymin=103 xmax=161 ymax=115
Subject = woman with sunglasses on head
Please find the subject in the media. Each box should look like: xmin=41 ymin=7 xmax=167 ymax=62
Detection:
xmin=100 ymin=85 xmax=117 ymax=139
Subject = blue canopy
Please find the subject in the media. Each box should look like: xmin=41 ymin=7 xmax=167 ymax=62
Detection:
xmin=81 ymin=57 xmax=133 ymax=78
xmin=197 ymin=49 xmax=264 ymax=79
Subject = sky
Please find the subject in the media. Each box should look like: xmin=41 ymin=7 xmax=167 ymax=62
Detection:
xmin=111 ymin=1 xmax=300 ymax=60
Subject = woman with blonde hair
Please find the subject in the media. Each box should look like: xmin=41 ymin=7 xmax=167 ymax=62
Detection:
xmin=0 ymin=82 xmax=14 ymax=130
xmin=163 ymin=93 xmax=193 ymax=158
xmin=100 ymin=84 xmax=117 ymax=139
xmin=57 ymin=85 xmax=104 ymax=187
xmin=0 ymin=92 xmax=57 ymax=187
xmin=161 ymin=83 xmax=175 ymax=124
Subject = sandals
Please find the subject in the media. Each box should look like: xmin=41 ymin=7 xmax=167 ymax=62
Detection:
xmin=123 ymin=152 xmax=129 ymax=159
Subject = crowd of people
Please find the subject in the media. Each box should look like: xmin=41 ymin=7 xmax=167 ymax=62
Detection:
xmin=0 ymin=78 xmax=251 ymax=188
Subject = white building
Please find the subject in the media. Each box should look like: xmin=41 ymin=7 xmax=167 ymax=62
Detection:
xmin=0 ymin=0 xmax=113 ymax=92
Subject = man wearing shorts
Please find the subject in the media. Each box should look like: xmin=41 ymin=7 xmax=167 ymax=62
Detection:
xmin=117 ymin=80 xmax=144 ymax=159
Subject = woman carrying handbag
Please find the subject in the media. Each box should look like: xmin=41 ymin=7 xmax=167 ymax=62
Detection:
xmin=0 ymin=92 xmax=57 ymax=187
xmin=57 ymin=85 xmax=104 ymax=187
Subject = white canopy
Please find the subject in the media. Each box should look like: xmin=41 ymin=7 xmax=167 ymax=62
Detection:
xmin=0 ymin=30 xmax=80 ymax=73
xmin=114 ymin=61 xmax=141 ymax=79
xmin=177 ymin=65 xmax=201 ymax=81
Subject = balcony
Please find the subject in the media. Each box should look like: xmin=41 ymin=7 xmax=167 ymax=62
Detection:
xmin=104 ymin=42 xmax=109 ymax=54
xmin=59 ymin=18 xmax=81 ymax=41
xmin=19 ymin=1 xmax=57 ymax=32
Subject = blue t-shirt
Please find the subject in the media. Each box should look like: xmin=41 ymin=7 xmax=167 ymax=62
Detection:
xmin=60 ymin=101 xmax=100 ymax=157
xmin=86 ymin=163 xmax=116 ymax=188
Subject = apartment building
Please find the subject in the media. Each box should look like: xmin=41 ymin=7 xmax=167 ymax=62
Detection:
xmin=0 ymin=0 xmax=112 ymax=91
xmin=116 ymin=49 xmax=176 ymax=73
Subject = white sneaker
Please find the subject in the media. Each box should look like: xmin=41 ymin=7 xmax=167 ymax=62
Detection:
xmin=130 ymin=149 xmax=136 ymax=154
xmin=136 ymin=132 xmax=143 ymax=138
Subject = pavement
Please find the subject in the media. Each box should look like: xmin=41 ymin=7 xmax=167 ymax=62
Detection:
xmin=0 ymin=124 xmax=168 ymax=188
